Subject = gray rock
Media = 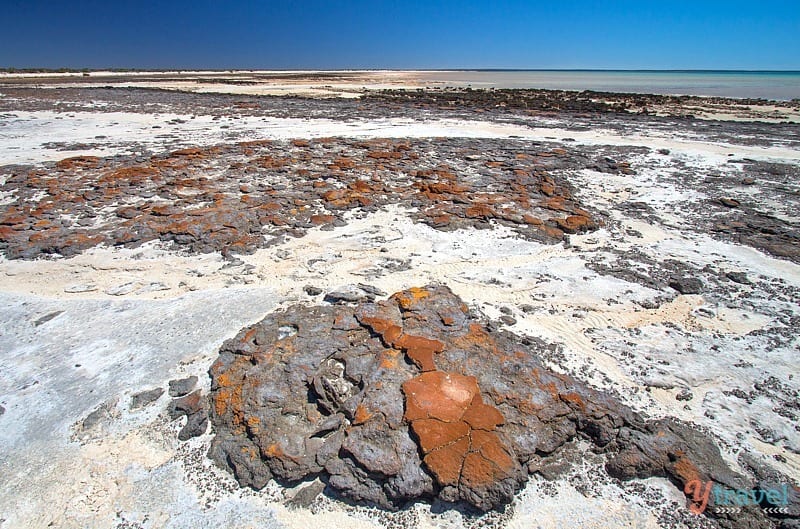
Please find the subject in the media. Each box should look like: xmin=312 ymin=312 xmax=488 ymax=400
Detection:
xmin=719 ymin=197 xmax=741 ymax=208
xmin=323 ymin=286 xmax=369 ymax=304
xmin=537 ymin=458 xmax=573 ymax=481
xmin=33 ymin=311 xmax=63 ymax=327
xmin=500 ymin=315 xmax=517 ymax=326
xmin=304 ymin=285 xmax=323 ymax=296
xmin=105 ymin=282 xmax=140 ymax=296
xmin=63 ymin=283 xmax=98 ymax=293
xmin=669 ymin=277 xmax=703 ymax=295
xmin=136 ymin=282 xmax=170 ymax=294
xmin=168 ymin=390 xmax=203 ymax=419
xmin=168 ymin=376 xmax=198 ymax=397
xmin=130 ymin=387 xmax=164 ymax=409
xmin=286 ymin=479 xmax=326 ymax=509
xmin=726 ymin=271 xmax=751 ymax=285
xmin=357 ymin=283 xmax=388 ymax=297
xmin=206 ymin=285 xmax=781 ymax=524
xmin=178 ymin=412 xmax=208 ymax=440
xmin=74 ymin=399 xmax=119 ymax=440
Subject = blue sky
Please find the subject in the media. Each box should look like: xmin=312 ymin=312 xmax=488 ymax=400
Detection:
xmin=1 ymin=0 xmax=798 ymax=70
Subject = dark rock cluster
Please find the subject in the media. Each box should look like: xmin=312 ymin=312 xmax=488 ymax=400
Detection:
xmin=363 ymin=87 xmax=800 ymax=116
xmin=207 ymin=285 xmax=794 ymax=526
xmin=0 ymin=138 xmax=612 ymax=260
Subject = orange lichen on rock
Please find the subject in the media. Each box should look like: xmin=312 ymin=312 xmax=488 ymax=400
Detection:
xmin=404 ymin=372 xmax=479 ymax=422
xmin=170 ymin=146 xmax=222 ymax=159
xmin=423 ymin=436 xmax=470 ymax=485
xmin=394 ymin=334 xmax=444 ymax=372
xmin=542 ymin=196 xmax=569 ymax=211
xmin=392 ymin=286 xmax=430 ymax=310
xmin=462 ymin=395 xmax=505 ymax=430
xmin=402 ymin=371 xmax=516 ymax=489
xmin=383 ymin=288 xmax=521 ymax=495
xmin=378 ymin=348 xmax=401 ymax=369
xmin=451 ymin=322 xmax=500 ymax=356
xmin=555 ymin=214 xmax=596 ymax=234
xmin=309 ymin=214 xmax=335 ymax=225
xmin=2 ymin=137 xmax=602 ymax=262
xmin=359 ymin=316 xmax=403 ymax=345
xmin=206 ymin=284 xmax=756 ymax=517
xmin=253 ymin=154 xmax=290 ymax=169
xmin=353 ymin=404 xmax=374 ymax=425
xmin=359 ymin=311 xmax=444 ymax=371
xmin=264 ymin=443 xmax=284 ymax=457
xmin=541 ymin=225 xmax=565 ymax=240
xmin=99 ymin=165 xmax=160 ymax=185
xmin=460 ymin=430 xmax=516 ymax=488
xmin=559 ymin=391 xmax=586 ymax=411
xmin=415 ymin=181 xmax=469 ymax=196
xmin=55 ymin=156 xmax=99 ymax=170
xmin=465 ymin=204 xmax=496 ymax=219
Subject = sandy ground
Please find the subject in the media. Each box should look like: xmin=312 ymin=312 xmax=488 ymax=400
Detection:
xmin=0 ymin=86 xmax=798 ymax=528
xmin=0 ymin=70 xmax=427 ymax=99
xmin=2 ymin=110 xmax=798 ymax=168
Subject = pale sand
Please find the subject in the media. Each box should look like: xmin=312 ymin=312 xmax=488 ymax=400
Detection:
xmin=2 ymin=110 xmax=799 ymax=168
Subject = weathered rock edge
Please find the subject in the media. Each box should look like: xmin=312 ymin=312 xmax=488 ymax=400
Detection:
xmin=207 ymin=285 xmax=793 ymax=526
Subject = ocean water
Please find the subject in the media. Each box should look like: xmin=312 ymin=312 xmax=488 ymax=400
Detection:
xmin=411 ymin=70 xmax=800 ymax=101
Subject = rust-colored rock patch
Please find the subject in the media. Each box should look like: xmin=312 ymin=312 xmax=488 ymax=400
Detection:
xmin=403 ymin=372 xmax=517 ymax=491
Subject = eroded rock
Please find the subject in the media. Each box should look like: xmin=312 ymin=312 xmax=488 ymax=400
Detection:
xmin=206 ymin=285 xmax=793 ymax=525
xmin=168 ymin=375 xmax=198 ymax=397
xmin=130 ymin=387 xmax=164 ymax=410
xmin=169 ymin=389 xmax=208 ymax=440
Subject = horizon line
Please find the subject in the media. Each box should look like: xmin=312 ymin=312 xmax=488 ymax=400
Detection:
xmin=2 ymin=67 xmax=800 ymax=74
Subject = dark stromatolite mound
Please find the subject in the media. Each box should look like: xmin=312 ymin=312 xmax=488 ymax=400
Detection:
xmin=0 ymin=138 xmax=604 ymax=260
xmin=207 ymin=285 xmax=795 ymax=525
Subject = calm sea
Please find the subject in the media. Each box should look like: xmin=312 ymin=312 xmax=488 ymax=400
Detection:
xmin=411 ymin=70 xmax=800 ymax=101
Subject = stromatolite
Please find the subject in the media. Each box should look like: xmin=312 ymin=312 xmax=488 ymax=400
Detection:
xmin=207 ymin=285 xmax=795 ymax=526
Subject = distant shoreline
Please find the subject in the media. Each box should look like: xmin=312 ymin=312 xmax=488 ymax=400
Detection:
xmin=2 ymin=69 xmax=799 ymax=101
xmin=2 ymin=68 xmax=800 ymax=73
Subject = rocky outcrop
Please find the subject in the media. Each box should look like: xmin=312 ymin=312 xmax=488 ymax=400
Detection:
xmin=0 ymin=138 xmax=603 ymax=260
xmin=207 ymin=285 xmax=793 ymax=525
xmin=363 ymin=87 xmax=800 ymax=118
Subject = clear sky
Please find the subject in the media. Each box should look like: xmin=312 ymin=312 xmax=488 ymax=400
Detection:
xmin=1 ymin=0 xmax=798 ymax=70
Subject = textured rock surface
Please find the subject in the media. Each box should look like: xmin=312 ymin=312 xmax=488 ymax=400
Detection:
xmin=0 ymin=138 xmax=605 ymax=260
xmin=130 ymin=387 xmax=164 ymax=410
xmin=168 ymin=375 xmax=198 ymax=397
xmin=169 ymin=389 xmax=209 ymax=441
xmin=207 ymin=285 xmax=794 ymax=525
